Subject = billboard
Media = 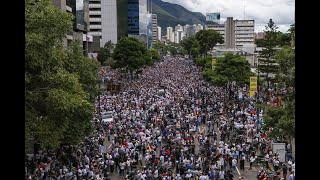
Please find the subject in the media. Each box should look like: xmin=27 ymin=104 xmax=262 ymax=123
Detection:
xmin=272 ymin=143 xmax=286 ymax=162
xmin=206 ymin=13 xmax=220 ymax=23
xmin=249 ymin=76 xmax=257 ymax=97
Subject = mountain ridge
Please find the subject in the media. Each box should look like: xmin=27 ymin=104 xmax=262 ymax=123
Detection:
xmin=152 ymin=0 xmax=206 ymax=37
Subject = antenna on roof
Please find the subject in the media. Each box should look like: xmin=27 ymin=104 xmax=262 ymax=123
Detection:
xmin=244 ymin=4 xmax=246 ymax=20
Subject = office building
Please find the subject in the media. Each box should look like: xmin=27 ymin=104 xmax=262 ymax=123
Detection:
xmin=53 ymin=0 xmax=94 ymax=56
xmin=117 ymin=0 xmax=128 ymax=40
xmin=234 ymin=19 xmax=255 ymax=47
xmin=157 ymin=26 xmax=161 ymax=41
xmin=167 ymin=26 xmax=174 ymax=42
xmin=225 ymin=17 xmax=235 ymax=49
xmin=152 ymin=14 xmax=158 ymax=45
xmin=205 ymin=23 xmax=225 ymax=41
xmin=88 ymin=0 xmax=118 ymax=47
xmin=194 ymin=24 xmax=204 ymax=33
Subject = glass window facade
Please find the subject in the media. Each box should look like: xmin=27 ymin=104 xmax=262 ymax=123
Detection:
xmin=117 ymin=0 xmax=128 ymax=39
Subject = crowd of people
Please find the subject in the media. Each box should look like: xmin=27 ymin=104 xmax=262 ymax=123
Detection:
xmin=25 ymin=55 xmax=294 ymax=180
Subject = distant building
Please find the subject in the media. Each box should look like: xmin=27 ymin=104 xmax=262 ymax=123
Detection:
xmin=184 ymin=24 xmax=196 ymax=37
xmin=234 ymin=19 xmax=255 ymax=47
xmin=53 ymin=0 xmax=95 ymax=56
xmin=166 ymin=26 xmax=174 ymax=42
xmin=205 ymin=22 xmax=225 ymax=46
xmin=175 ymin=24 xmax=184 ymax=31
xmin=194 ymin=24 xmax=204 ymax=33
xmin=255 ymin=32 xmax=266 ymax=40
xmin=157 ymin=26 xmax=161 ymax=41
xmin=225 ymin=17 xmax=235 ymax=49
xmin=152 ymin=14 xmax=158 ymax=45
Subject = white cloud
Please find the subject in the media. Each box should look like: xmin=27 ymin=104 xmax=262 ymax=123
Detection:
xmin=162 ymin=0 xmax=295 ymax=32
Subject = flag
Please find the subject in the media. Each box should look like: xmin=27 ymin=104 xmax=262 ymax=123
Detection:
xmin=148 ymin=144 xmax=152 ymax=151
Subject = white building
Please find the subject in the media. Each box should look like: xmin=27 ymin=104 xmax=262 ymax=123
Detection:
xmin=175 ymin=24 xmax=184 ymax=31
xmin=194 ymin=24 xmax=204 ymax=33
xmin=157 ymin=26 xmax=161 ymax=41
xmin=88 ymin=0 xmax=118 ymax=47
xmin=167 ymin=26 xmax=174 ymax=42
xmin=234 ymin=19 xmax=255 ymax=48
xmin=205 ymin=23 xmax=225 ymax=46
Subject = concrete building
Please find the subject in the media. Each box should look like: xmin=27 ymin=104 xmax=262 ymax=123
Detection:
xmin=235 ymin=19 xmax=255 ymax=47
xmin=194 ymin=24 xmax=204 ymax=33
xmin=205 ymin=22 xmax=225 ymax=47
xmin=167 ymin=26 xmax=174 ymax=42
xmin=157 ymin=26 xmax=161 ymax=41
xmin=175 ymin=24 xmax=184 ymax=32
xmin=184 ymin=25 xmax=196 ymax=38
xmin=225 ymin=17 xmax=235 ymax=49
xmin=255 ymin=32 xmax=266 ymax=40
xmin=53 ymin=0 xmax=94 ymax=56
xmin=152 ymin=14 xmax=158 ymax=45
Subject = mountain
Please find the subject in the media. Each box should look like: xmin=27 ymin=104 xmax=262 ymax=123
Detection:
xmin=152 ymin=0 xmax=206 ymax=37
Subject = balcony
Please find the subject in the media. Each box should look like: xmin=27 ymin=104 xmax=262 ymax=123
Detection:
xmin=90 ymin=25 xmax=102 ymax=29
xmin=89 ymin=4 xmax=101 ymax=8
xmin=88 ymin=32 xmax=102 ymax=36
xmin=89 ymin=11 xmax=101 ymax=15
xmin=90 ymin=18 xmax=102 ymax=22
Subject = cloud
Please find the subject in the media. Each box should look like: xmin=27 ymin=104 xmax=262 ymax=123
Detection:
xmin=162 ymin=0 xmax=295 ymax=32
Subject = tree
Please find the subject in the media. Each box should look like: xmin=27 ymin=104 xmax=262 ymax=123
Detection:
xmin=153 ymin=40 xmax=167 ymax=57
xmin=25 ymin=0 xmax=99 ymax=151
xmin=288 ymin=23 xmax=295 ymax=47
xmin=112 ymin=37 xmax=150 ymax=73
xmin=211 ymin=53 xmax=251 ymax=86
xmin=277 ymin=32 xmax=291 ymax=47
xmin=275 ymin=46 xmax=295 ymax=88
xmin=195 ymin=29 xmax=224 ymax=56
xmin=150 ymin=48 xmax=160 ymax=61
xmin=97 ymin=41 xmax=114 ymax=66
xmin=258 ymin=19 xmax=279 ymax=88
xmin=180 ymin=36 xmax=198 ymax=56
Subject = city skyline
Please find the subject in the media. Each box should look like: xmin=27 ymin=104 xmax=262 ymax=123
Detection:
xmin=162 ymin=0 xmax=295 ymax=33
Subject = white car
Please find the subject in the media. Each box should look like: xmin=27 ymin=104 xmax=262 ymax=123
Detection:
xmin=101 ymin=111 xmax=113 ymax=123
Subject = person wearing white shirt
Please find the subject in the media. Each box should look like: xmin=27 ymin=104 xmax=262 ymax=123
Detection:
xmin=199 ymin=175 xmax=209 ymax=180
xmin=232 ymin=158 xmax=237 ymax=173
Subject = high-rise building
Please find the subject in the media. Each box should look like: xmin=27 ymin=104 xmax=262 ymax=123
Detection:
xmin=101 ymin=0 xmax=117 ymax=45
xmin=194 ymin=24 xmax=204 ymax=33
xmin=117 ymin=0 xmax=128 ymax=40
xmin=152 ymin=14 xmax=158 ymax=45
xmin=175 ymin=24 xmax=183 ymax=32
xmin=234 ymin=19 xmax=255 ymax=47
xmin=157 ymin=26 xmax=161 ymax=41
xmin=205 ymin=23 xmax=225 ymax=46
xmin=88 ymin=0 xmax=118 ymax=47
xmin=225 ymin=17 xmax=235 ymax=49
xmin=167 ymin=26 xmax=174 ymax=42
xmin=53 ymin=0 xmax=94 ymax=56
xmin=127 ymin=0 xmax=150 ymax=47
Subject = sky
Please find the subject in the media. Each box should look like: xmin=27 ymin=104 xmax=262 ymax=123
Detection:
xmin=162 ymin=0 xmax=295 ymax=33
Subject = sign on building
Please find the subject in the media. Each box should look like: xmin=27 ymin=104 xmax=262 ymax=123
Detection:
xmin=206 ymin=13 xmax=220 ymax=23
xmin=249 ymin=76 xmax=257 ymax=97
xmin=272 ymin=143 xmax=286 ymax=162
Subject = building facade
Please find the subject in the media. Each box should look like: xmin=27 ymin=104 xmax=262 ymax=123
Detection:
xmin=255 ymin=32 xmax=266 ymax=40
xmin=152 ymin=14 xmax=158 ymax=45
xmin=157 ymin=26 xmax=161 ymax=41
xmin=225 ymin=17 xmax=235 ymax=49
xmin=167 ymin=26 xmax=174 ymax=42
xmin=235 ymin=19 xmax=255 ymax=47
xmin=53 ymin=0 xmax=94 ymax=56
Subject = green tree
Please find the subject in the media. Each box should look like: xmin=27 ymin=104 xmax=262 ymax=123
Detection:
xmin=275 ymin=46 xmax=295 ymax=88
xmin=211 ymin=53 xmax=251 ymax=86
xmin=150 ymin=48 xmax=160 ymax=61
xmin=97 ymin=41 xmax=114 ymax=66
xmin=25 ymin=0 xmax=99 ymax=151
xmin=195 ymin=56 xmax=212 ymax=68
xmin=153 ymin=40 xmax=167 ymax=57
xmin=180 ymin=36 xmax=198 ymax=56
xmin=258 ymin=19 xmax=279 ymax=88
xmin=277 ymin=32 xmax=291 ymax=47
xmin=195 ymin=29 xmax=224 ymax=56
xmin=113 ymin=37 xmax=150 ymax=74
